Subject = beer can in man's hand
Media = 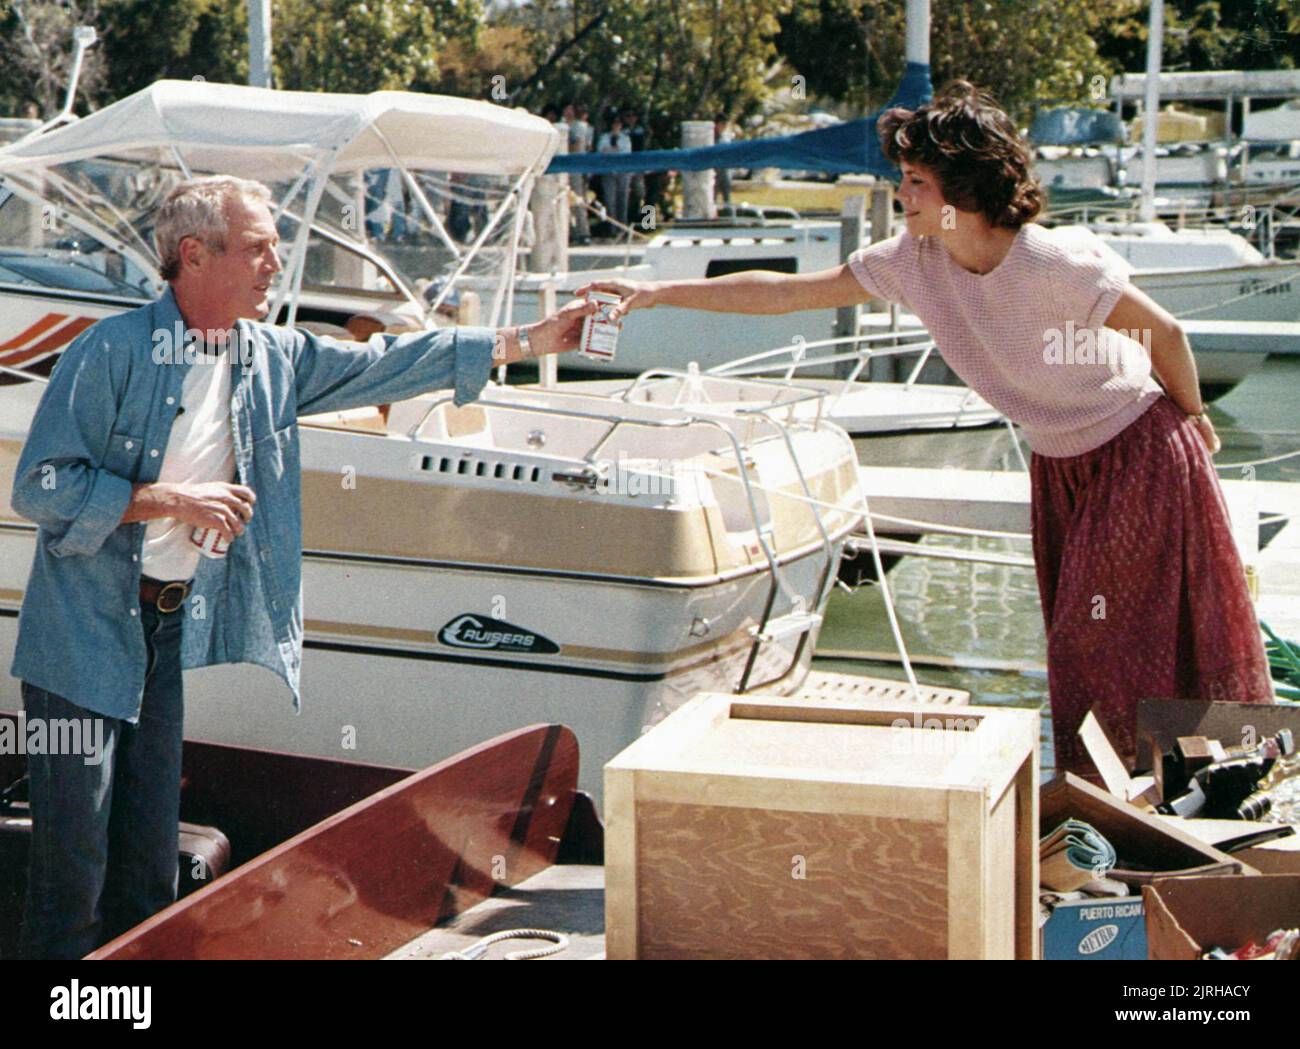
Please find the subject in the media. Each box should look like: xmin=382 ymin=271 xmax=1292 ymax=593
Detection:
xmin=190 ymin=526 xmax=231 ymax=559
xmin=579 ymin=291 xmax=623 ymax=361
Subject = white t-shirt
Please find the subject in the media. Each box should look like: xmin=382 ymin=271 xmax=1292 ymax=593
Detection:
xmin=597 ymin=131 xmax=631 ymax=154
xmin=141 ymin=350 xmax=236 ymax=580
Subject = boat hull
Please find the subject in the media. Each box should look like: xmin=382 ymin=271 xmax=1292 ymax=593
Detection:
xmin=0 ymin=534 xmax=840 ymax=804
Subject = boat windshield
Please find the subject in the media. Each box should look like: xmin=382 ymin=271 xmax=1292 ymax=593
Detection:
xmin=0 ymin=154 xmax=527 ymax=315
xmin=0 ymin=246 xmax=151 ymax=298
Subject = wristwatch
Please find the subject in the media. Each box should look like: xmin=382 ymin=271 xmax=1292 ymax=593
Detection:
xmin=517 ymin=325 xmax=536 ymax=359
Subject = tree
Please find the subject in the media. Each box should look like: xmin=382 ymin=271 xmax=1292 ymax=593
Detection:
xmin=776 ymin=0 xmax=1152 ymax=126
xmin=1162 ymin=0 xmax=1300 ymax=71
xmin=273 ymin=0 xmax=484 ymax=93
xmin=774 ymin=0 xmax=906 ymax=114
xmin=480 ymin=0 xmax=795 ymax=152
xmin=0 ymin=0 xmax=108 ymax=116
xmin=424 ymin=22 xmax=534 ymax=101
xmin=97 ymin=0 xmax=241 ymax=97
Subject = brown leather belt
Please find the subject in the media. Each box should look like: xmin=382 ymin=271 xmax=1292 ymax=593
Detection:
xmin=139 ymin=576 xmax=192 ymax=614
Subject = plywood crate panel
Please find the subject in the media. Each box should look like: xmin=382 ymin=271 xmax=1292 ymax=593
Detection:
xmin=605 ymin=694 xmax=1039 ymax=959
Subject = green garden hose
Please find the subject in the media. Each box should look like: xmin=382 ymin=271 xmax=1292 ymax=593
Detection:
xmin=1261 ymin=620 xmax=1300 ymax=703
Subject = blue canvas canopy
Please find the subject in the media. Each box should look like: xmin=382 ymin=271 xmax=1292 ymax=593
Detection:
xmin=546 ymin=61 xmax=933 ymax=178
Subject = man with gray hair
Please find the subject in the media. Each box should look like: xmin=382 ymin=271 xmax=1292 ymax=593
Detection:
xmin=9 ymin=174 xmax=595 ymax=958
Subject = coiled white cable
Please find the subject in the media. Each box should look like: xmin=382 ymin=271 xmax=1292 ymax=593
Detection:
xmin=440 ymin=928 xmax=570 ymax=961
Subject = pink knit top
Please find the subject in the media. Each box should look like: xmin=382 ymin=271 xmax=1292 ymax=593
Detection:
xmin=847 ymin=223 xmax=1164 ymax=457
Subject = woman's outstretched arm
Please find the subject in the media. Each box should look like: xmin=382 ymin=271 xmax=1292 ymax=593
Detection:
xmin=575 ymin=264 xmax=870 ymax=321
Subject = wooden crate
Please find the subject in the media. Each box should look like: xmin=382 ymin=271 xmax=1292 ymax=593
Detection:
xmin=605 ymin=694 xmax=1039 ymax=959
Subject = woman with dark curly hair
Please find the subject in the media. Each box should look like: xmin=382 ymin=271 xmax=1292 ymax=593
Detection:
xmin=577 ymin=80 xmax=1274 ymax=778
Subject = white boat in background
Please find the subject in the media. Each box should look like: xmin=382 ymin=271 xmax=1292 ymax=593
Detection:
xmin=497 ymin=212 xmax=1299 ymax=396
xmin=498 ymin=218 xmax=851 ymax=374
xmin=849 ymin=462 xmax=1300 ymax=642
xmin=541 ymin=330 xmax=1003 ymax=436
xmin=1057 ymin=220 xmax=1300 ymax=394
xmin=0 ymin=80 xmax=874 ymax=800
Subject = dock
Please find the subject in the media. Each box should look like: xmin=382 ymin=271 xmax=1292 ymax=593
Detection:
xmin=1180 ymin=319 xmax=1300 ymax=356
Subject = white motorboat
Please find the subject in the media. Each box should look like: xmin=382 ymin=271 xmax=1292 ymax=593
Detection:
xmin=0 ymin=80 xmax=870 ymax=799
xmin=1056 ymin=220 xmax=1300 ymax=394
xmin=499 ymin=218 xmax=851 ymax=374
xmin=497 ymin=212 xmax=1300 ymax=396
xmin=537 ymin=331 xmax=1003 ymax=436
xmin=849 ymin=462 xmax=1300 ymax=641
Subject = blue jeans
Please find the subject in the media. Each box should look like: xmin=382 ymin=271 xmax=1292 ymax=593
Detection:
xmin=18 ymin=602 xmax=185 ymax=959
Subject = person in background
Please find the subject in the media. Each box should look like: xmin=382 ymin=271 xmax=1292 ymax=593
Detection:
xmin=565 ymin=102 xmax=593 ymax=244
xmin=595 ymin=112 xmax=631 ymax=239
xmin=577 ymin=81 xmax=1274 ymax=781
xmin=643 ymin=112 xmax=672 ymax=224
xmin=386 ymin=167 xmax=411 ymax=243
xmin=622 ymin=107 xmax=648 ymax=229
xmin=10 ymin=175 xmax=596 ymax=959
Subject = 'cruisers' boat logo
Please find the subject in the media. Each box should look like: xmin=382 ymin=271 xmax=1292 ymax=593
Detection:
xmin=438 ymin=614 xmax=559 ymax=655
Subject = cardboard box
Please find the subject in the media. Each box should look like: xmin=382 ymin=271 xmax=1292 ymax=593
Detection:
xmin=1144 ymin=875 xmax=1300 ymax=960
xmin=1041 ymin=774 xmax=1254 ymax=876
xmin=1038 ymin=774 xmax=1256 ymax=961
xmin=605 ymin=694 xmax=1040 ymax=959
xmin=1238 ymin=847 xmax=1300 ymax=876
xmin=1153 ymin=816 xmax=1300 ymax=876
xmin=1041 ymin=896 xmax=1147 ymax=960
xmin=1136 ymin=699 xmax=1300 ymax=764
xmin=1077 ymin=709 xmax=1160 ymax=806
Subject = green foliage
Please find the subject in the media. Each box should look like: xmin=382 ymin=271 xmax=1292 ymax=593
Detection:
xmin=1 ymin=0 xmax=1300 ymax=146
xmin=932 ymin=0 xmax=1148 ymax=124
xmin=0 ymin=1 xmax=486 ymax=113
xmin=775 ymin=0 xmax=1300 ymax=126
xmin=0 ymin=0 xmax=109 ymax=116
xmin=775 ymin=0 xmax=907 ymax=113
xmin=493 ymin=0 xmax=796 ymax=149
xmin=424 ymin=23 xmax=532 ymax=101
xmin=1161 ymin=0 xmax=1300 ymax=71
xmin=96 ymin=0 xmax=251 ymax=96
xmin=775 ymin=0 xmax=1150 ymax=124
xmin=273 ymin=0 xmax=483 ymax=93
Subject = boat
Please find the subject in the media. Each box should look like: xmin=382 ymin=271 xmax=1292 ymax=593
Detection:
xmin=81 ymin=722 xmax=597 ymax=960
xmin=0 ymin=709 xmax=424 ymax=959
xmin=847 ymin=462 xmax=1300 ymax=640
xmin=534 ymin=331 xmax=1004 ymax=436
xmin=485 ymin=199 xmax=1300 ymax=399
xmin=495 ymin=211 xmax=1300 ymax=388
xmin=0 ymin=79 xmax=873 ymax=803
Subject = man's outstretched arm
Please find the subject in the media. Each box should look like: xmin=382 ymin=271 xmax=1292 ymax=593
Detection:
xmin=290 ymin=298 xmax=597 ymax=417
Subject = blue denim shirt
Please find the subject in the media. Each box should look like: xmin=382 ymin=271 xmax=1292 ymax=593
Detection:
xmin=10 ymin=287 xmax=495 ymax=721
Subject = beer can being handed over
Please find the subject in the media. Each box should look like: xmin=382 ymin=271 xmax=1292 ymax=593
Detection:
xmin=578 ymin=291 xmax=623 ymax=362
xmin=190 ymin=526 xmax=231 ymax=559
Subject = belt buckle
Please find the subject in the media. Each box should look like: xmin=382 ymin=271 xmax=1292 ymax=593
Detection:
xmin=156 ymin=581 xmax=188 ymax=614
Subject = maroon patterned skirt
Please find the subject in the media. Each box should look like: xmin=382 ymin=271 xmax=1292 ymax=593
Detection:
xmin=1030 ymin=395 xmax=1274 ymax=778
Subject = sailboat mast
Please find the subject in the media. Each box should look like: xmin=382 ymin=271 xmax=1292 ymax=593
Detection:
xmin=1139 ymin=0 xmax=1163 ymax=222
xmin=906 ymin=0 xmax=930 ymax=66
xmin=250 ymin=0 xmax=273 ymax=88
